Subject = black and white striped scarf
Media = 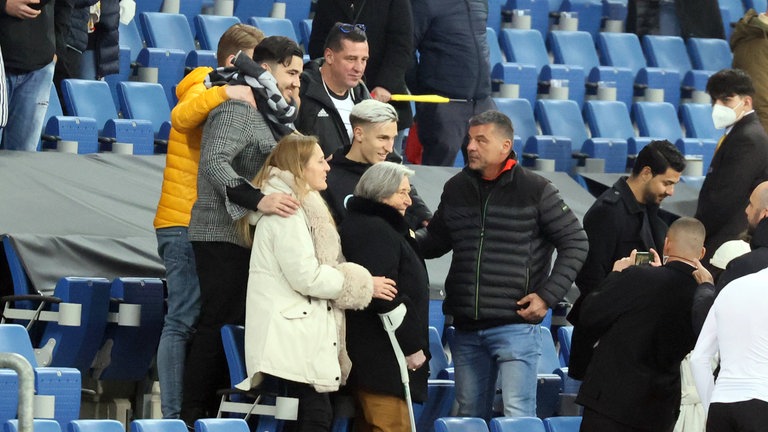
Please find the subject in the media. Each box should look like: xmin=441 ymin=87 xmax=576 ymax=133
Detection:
xmin=205 ymin=51 xmax=298 ymax=140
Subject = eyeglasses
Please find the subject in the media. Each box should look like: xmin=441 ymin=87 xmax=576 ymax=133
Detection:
xmin=338 ymin=23 xmax=366 ymax=34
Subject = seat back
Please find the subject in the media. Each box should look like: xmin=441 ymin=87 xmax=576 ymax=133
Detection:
xmin=299 ymin=19 xmax=313 ymax=50
xmin=536 ymin=99 xmax=588 ymax=153
xmin=499 ymin=29 xmax=551 ymax=74
xmin=584 ymin=100 xmax=634 ymax=139
xmin=3 ymin=419 xmax=62 ymax=432
xmin=435 ymin=417 xmax=489 ymax=432
xmin=642 ymin=35 xmax=692 ymax=83
xmin=117 ymin=82 xmax=172 ymax=135
xmin=686 ymin=38 xmax=732 ymax=72
xmin=39 ymin=277 xmax=112 ymax=372
xmin=560 ymin=0 xmax=604 ymax=38
xmin=413 ymin=380 xmax=456 ymax=432
xmin=495 ymin=98 xmax=538 ymax=144
xmin=633 ymin=102 xmax=683 ymax=140
xmin=487 ymin=27 xmax=504 ymax=71
xmin=61 ymin=79 xmax=119 ymax=130
xmin=549 ymin=30 xmax=599 ymax=73
xmin=557 ymin=325 xmax=574 ymax=367
xmin=538 ymin=326 xmax=561 ymax=374
xmin=67 ymin=420 xmax=125 ymax=432
xmin=282 ymin=0 xmax=313 ymax=38
xmin=130 ymin=419 xmax=188 ymax=432
xmin=490 ymin=417 xmax=546 ymax=432
xmin=249 ymin=17 xmax=298 ymax=41
xmin=680 ymin=103 xmax=723 ymax=140
xmin=141 ymin=12 xmax=197 ymax=52
xmin=428 ymin=327 xmax=450 ymax=379
xmin=194 ymin=418 xmax=250 ymax=432
xmin=221 ymin=324 xmax=248 ymax=390
xmin=195 ymin=15 xmax=241 ymax=51
xmin=0 ymin=324 xmax=38 ymax=367
xmin=597 ymin=32 xmax=646 ymax=77
xmin=119 ymin=18 xmax=146 ymax=62
xmin=543 ymin=416 xmax=582 ymax=432
xmin=93 ymin=278 xmax=165 ymax=381
xmin=233 ymin=0 xmax=273 ymax=24
xmin=718 ymin=0 xmax=745 ymax=29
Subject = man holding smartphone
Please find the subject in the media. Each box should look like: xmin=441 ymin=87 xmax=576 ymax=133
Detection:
xmin=568 ymin=140 xmax=686 ymax=379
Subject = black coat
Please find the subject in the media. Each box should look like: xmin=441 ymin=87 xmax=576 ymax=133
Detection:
xmin=568 ymin=177 xmax=667 ymax=377
xmin=575 ymin=261 xmax=699 ymax=431
xmin=308 ymin=0 xmax=414 ymax=130
xmin=695 ymin=112 xmax=768 ymax=266
xmin=339 ymin=197 xmax=430 ymax=402
xmin=321 ymin=146 xmax=432 ymax=229
xmin=295 ymin=60 xmax=370 ymax=157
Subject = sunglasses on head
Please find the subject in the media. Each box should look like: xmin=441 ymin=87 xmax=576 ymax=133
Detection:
xmin=338 ymin=23 xmax=366 ymax=34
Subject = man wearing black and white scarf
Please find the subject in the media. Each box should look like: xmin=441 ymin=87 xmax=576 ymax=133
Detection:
xmin=181 ymin=36 xmax=305 ymax=426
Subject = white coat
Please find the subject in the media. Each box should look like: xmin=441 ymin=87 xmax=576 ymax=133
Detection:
xmin=238 ymin=168 xmax=373 ymax=393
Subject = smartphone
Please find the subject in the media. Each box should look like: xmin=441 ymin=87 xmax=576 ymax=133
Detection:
xmin=634 ymin=251 xmax=652 ymax=265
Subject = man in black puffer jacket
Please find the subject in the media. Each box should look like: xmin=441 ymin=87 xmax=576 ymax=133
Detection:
xmin=419 ymin=110 xmax=588 ymax=420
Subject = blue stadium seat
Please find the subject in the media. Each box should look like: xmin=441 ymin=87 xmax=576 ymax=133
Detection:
xmin=686 ymin=38 xmax=732 ymax=73
xmin=233 ymin=0 xmax=273 ymax=24
xmin=194 ymin=419 xmax=249 ymax=432
xmin=282 ymin=0 xmax=313 ymax=38
xmin=506 ymin=0 xmax=551 ymax=36
xmin=598 ymin=32 xmax=680 ymax=107
xmin=435 ymin=417 xmax=489 ymax=432
xmin=195 ymin=14 xmax=241 ymax=51
xmin=140 ymin=12 xmax=197 ymax=52
xmin=185 ymin=49 xmax=218 ymax=70
xmin=249 ymin=17 xmax=298 ymax=41
xmin=719 ymin=0 xmax=745 ymax=31
xmin=745 ymin=0 xmax=767 ymax=13
xmin=103 ymin=46 xmax=133 ymax=111
xmin=117 ymin=82 xmax=172 ymax=150
xmin=557 ymin=326 xmax=574 ymax=367
xmin=642 ymin=35 xmax=710 ymax=104
xmin=537 ymin=326 xmax=567 ymax=417
xmin=679 ymin=103 xmax=723 ymax=141
xmin=0 ymin=324 xmax=81 ymax=428
xmin=549 ymin=30 xmax=633 ymax=109
xmin=633 ymin=102 xmax=716 ymax=175
xmin=428 ymin=326 xmax=451 ymax=379
xmin=67 ymin=420 xmax=125 ymax=432
xmin=61 ymin=78 xmax=155 ymax=153
xmin=118 ymin=19 xmax=145 ymax=63
xmin=40 ymin=85 xmax=99 ymax=154
xmin=490 ymin=417 xmax=546 ymax=432
xmin=3 ymin=419 xmax=62 ymax=432
xmin=91 ymin=278 xmax=165 ymax=381
xmin=494 ymin=97 xmax=539 ymax=145
xmin=536 ymin=99 xmax=591 ymax=170
xmin=428 ymin=298 xmax=445 ymax=337
xmin=135 ymin=47 xmax=187 ymax=107
xmin=583 ymin=100 xmax=643 ymax=167
xmin=130 ymin=419 xmax=188 ymax=432
xmin=413 ymin=380 xmax=456 ymax=432
xmin=558 ymin=0 xmax=604 ymax=39
xmin=178 ymin=0 xmax=205 ymax=33
xmin=489 ymin=28 xmax=538 ymax=107
xmin=299 ymin=18 xmax=313 ymax=50
xmin=132 ymin=0 xmax=163 ymax=34
xmin=543 ymin=416 xmax=582 ymax=432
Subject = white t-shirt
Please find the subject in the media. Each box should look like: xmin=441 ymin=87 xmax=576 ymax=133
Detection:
xmin=323 ymin=79 xmax=355 ymax=143
xmin=691 ymin=267 xmax=768 ymax=412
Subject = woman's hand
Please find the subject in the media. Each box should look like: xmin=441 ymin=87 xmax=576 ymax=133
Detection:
xmin=372 ymin=276 xmax=397 ymax=300
xmin=406 ymin=350 xmax=427 ymax=371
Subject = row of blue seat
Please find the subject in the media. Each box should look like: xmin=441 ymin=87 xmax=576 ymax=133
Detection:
xmin=435 ymin=415 xmax=582 ymax=432
xmin=2 ymin=417 xmax=248 ymax=432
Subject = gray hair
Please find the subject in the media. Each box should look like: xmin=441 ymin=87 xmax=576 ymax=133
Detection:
xmin=350 ymin=99 xmax=399 ymax=128
xmin=354 ymin=162 xmax=414 ymax=202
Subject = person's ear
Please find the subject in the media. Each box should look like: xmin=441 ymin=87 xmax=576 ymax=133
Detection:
xmin=699 ymin=246 xmax=706 ymax=260
xmin=353 ymin=125 xmax=364 ymax=143
xmin=744 ymin=95 xmax=753 ymax=110
xmin=225 ymin=54 xmax=236 ymax=67
xmin=324 ymin=48 xmax=333 ymax=64
xmin=260 ymin=62 xmax=272 ymax=73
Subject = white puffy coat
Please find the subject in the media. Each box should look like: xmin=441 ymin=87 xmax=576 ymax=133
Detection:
xmin=239 ymin=168 xmax=373 ymax=393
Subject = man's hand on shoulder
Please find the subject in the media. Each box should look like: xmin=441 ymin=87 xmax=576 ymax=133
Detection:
xmin=257 ymin=193 xmax=300 ymax=218
xmin=225 ymin=85 xmax=257 ymax=108
xmin=692 ymin=258 xmax=714 ymax=285
xmin=517 ymin=293 xmax=548 ymax=322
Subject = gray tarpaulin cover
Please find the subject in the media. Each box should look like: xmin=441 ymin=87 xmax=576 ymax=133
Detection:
xmin=0 ymin=152 xmax=595 ymax=298
xmin=0 ymin=151 xmax=165 ymax=295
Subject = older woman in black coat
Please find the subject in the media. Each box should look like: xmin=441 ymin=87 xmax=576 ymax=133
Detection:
xmin=339 ymin=162 xmax=430 ymax=432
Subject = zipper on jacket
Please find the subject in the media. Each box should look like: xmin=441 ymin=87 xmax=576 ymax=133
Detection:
xmin=524 ymin=267 xmax=530 ymax=296
xmin=474 ymin=188 xmax=493 ymax=320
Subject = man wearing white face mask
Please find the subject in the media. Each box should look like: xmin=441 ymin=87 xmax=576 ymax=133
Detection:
xmin=695 ymin=68 xmax=768 ymax=272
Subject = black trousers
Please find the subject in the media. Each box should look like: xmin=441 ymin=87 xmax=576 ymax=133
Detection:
xmin=707 ymin=399 xmax=768 ymax=432
xmin=280 ymin=379 xmax=333 ymax=432
xmin=580 ymin=407 xmax=673 ymax=432
xmin=180 ymin=241 xmax=250 ymax=425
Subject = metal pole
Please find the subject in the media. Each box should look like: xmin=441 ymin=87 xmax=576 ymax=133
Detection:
xmin=0 ymin=352 xmax=35 ymax=432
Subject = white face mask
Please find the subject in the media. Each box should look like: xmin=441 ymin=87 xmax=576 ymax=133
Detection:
xmin=711 ymin=100 xmax=744 ymax=129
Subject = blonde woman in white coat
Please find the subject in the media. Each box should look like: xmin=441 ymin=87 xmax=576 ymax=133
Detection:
xmin=239 ymin=134 xmax=392 ymax=432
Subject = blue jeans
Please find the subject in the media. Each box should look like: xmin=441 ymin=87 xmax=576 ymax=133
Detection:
xmin=0 ymin=60 xmax=55 ymax=151
xmin=452 ymin=324 xmax=542 ymax=420
xmin=156 ymin=227 xmax=201 ymax=419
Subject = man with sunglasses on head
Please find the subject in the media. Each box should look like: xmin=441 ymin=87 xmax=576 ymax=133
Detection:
xmin=296 ymin=22 xmax=371 ymax=157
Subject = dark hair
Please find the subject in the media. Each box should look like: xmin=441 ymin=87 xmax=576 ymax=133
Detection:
xmin=468 ymin=110 xmax=515 ymax=140
xmin=632 ymin=139 xmax=686 ymax=176
xmin=252 ymin=36 xmax=304 ymax=67
xmin=706 ymin=68 xmax=755 ymax=101
xmin=324 ymin=22 xmax=367 ymax=52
